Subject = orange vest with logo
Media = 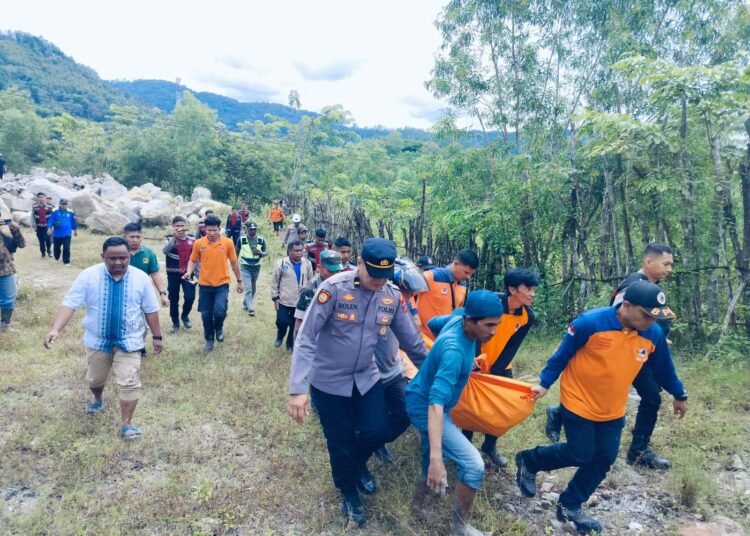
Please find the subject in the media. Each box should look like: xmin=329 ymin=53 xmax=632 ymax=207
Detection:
xmin=417 ymin=268 xmax=467 ymax=337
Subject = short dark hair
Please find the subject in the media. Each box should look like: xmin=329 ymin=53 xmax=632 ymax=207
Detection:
xmin=455 ymin=249 xmax=479 ymax=269
xmin=172 ymin=215 xmax=187 ymax=224
xmin=205 ymin=209 xmax=215 ymax=215
xmin=232 ymin=206 xmax=238 ymax=211
xmin=102 ymin=236 xmax=128 ymax=252
xmin=644 ymin=242 xmax=672 ymax=257
xmin=36 ymin=192 xmax=46 ymax=196
xmin=123 ymin=222 xmax=142 ymax=234
xmin=334 ymin=236 xmax=352 ymax=248
xmin=504 ymin=268 xmax=540 ymax=292
xmin=287 ymin=240 xmax=303 ymax=251
xmin=315 ymin=228 xmax=327 ymax=238
xmin=204 ymin=215 xmax=222 ymax=228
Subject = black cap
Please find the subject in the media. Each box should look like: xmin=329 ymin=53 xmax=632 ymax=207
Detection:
xmin=361 ymin=238 xmax=397 ymax=278
xmin=623 ymin=281 xmax=675 ymax=319
xmin=315 ymin=228 xmax=327 ymax=238
xmin=246 ymin=221 xmax=258 ymax=230
xmin=417 ymin=255 xmax=435 ymax=270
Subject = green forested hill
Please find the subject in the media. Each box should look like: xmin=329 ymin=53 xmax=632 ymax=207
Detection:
xmin=0 ymin=31 xmax=131 ymax=120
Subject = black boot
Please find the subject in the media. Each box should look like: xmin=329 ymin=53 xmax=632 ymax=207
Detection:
xmin=0 ymin=309 xmax=12 ymax=330
xmin=627 ymin=436 xmax=671 ymax=470
xmin=481 ymin=444 xmax=508 ymax=468
xmin=341 ymin=491 xmax=367 ymax=526
xmin=556 ymin=503 xmax=602 ymax=533
xmin=515 ymin=451 xmax=537 ymax=497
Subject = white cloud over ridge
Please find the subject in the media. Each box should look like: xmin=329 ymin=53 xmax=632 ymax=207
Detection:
xmin=2 ymin=0 xmax=452 ymax=128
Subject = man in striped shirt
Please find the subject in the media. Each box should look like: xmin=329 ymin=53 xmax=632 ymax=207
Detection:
xmin=43 ymin=237 xmax=163 ymax=440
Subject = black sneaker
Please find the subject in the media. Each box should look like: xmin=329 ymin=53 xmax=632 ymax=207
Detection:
xmin=515 ymin=451 xmax=537 ymax=497
xmin=341 ymin=493 xmax=367 ymax=526
xmin=181 ymin=317 xmax=192 ymax=329
xmin=169 ymin=323 xmax=180 ymax=334
xmin=248 ymin=310 xmax=255 ymax=317
xmin=356 ymin=466 xmax=377 ymax=495
xmin=481 ymin=446 xmax=508 ymax=468
xmin=545 ymin=405 xmax=563 ymax=443
xmin=216 ymin=329 xmax=225 ymax=342
xmin=627 ymin=448 xmax=671 ymax=470
xmin=556 ymin=503 xmax=602 ymax=533
xmin=274 ymin=338 xmax=282 ymax=348
xmin=203 ymin=340 xmax=214 ymax=352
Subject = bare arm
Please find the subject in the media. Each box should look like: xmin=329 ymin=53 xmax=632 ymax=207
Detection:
xmin=43 ymin=305 xmax=76 ymax=348
xmin=144 ymin=311 xmax=163 ymax=354
xmin=183 ymin=259 xmax=196 ymax=279
xmin=426 ymin=404 xmax=447 ymax=494
xmin=150 ymin=272 xmax=169 ymax=307
xmin=230 ymin=259 xmax=244 ymax=293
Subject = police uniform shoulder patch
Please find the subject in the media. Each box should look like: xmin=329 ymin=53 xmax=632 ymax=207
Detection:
xmin=317 ymin=289 xmax=332 ymax=304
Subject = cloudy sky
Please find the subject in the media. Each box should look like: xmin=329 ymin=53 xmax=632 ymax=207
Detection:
xmin=2 ymin=0 xmax=453 ymax=129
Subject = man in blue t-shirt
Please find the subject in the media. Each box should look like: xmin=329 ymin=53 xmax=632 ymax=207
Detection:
xmin=406 ymin=290 xmax=503 ymax=536
xmin=47 ymin=199 xmax=78 ymax=265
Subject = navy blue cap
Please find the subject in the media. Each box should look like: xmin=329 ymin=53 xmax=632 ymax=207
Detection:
xmin=361 ymin=238 xmax=397 ymax=278
xmin=454 ymin=290 xmax=504 ymax=318
xmin=417 ymin=255 xmax=436 ymax=270
xmin=623 ymin=281 xmax=675 ymax=319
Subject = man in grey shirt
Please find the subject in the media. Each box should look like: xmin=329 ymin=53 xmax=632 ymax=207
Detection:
xmin=288 ymin=238 xmax=427 ymax=527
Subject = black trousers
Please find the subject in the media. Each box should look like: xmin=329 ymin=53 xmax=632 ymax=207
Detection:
xmin=526 ymin=405 xmax=624 ymax=509
xmin=276 ymin=304 xmax=296 ymax=348
xmin=383 ymin=376 xmax=410 ymax=444
xmin=462 ymin=367 xmax=513 ymax=450
xmin=198 ymin=284 xmax=229 ymax=341
xmin=629 ymin=364 xmax=662 ymax=451
xmin=167 ymin=272 xmax=196 ymax=325
xmin=36 ymin=227 xmax=51 ymax=256
xmin=53 ymin=236 xmax=71 ymax=264
xmin=311 ymin=382 xmax=391 ymax=495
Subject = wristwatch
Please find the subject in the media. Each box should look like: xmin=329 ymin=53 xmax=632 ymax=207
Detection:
xmin=159 ymin=291 xmax=167 ymax=296
xmin=152 ymin=335 xmax=163 ymax=340
xmin=674 ymin=392 xmax=688 ymax=402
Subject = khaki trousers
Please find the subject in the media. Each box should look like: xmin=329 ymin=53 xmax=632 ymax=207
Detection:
xmin=85 ymin=347 xmax=142 ymax=401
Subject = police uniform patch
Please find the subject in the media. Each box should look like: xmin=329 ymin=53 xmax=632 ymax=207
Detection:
xmin=382 ymin=297 xmax=395 ymax=305
xmin=317 ymin=290 xmax=332 ymax=304
xmin=343 ymin=293 xmax=356 ymax=302
xmin=378 ymin=315 xmax=391 ymax=325
xmin=379 ymin=326 xmax=387 ymax=336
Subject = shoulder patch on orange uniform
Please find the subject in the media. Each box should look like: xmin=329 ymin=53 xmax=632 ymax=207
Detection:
xmin=317 ymin=290 xmax=332 ymax=304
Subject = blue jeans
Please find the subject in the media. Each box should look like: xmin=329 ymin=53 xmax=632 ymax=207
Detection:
xmin=407 ymin=393 xmax=485 ymax=490
xmin=311 ymin=382 xmax=391 ymax=494
xmin=0 ymin=274 xmax=17 ymax=310
xmin=198 ymin=284 xmax=229 ymax=341
xmin=525 ymin=405 xmax=625 ymax=509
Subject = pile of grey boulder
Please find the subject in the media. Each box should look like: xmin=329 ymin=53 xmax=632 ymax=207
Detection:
xmin=0 ymin=169 xmax=230 ymax=234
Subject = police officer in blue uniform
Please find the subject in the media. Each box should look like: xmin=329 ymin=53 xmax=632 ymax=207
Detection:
xmin=288 ymin=238 xmax=427 ymax=526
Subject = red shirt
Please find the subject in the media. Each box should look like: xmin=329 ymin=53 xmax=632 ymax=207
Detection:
xmin=239 ymin=209 xmax=251 ymax=223
xmin=35 ymin=205 xmax=49 ymax=226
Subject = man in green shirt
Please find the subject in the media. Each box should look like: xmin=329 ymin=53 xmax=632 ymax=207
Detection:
xmin=124 ymin=223 xmax=168 ymax=308
xmin=237 ymin=221 xmax=268 ymax=316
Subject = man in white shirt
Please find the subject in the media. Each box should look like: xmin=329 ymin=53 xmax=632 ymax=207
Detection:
xmin=43 ymin=236 xmax=163 ymax=440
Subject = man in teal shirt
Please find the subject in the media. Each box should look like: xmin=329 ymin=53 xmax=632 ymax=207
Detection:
xmin=124 ymin=223 xmax=168 ymax=308
xmin=406 ymin=290 xmax=503 ymax=536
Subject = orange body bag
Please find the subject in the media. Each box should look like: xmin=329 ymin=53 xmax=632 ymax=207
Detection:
xmin=450 ymin=372 xmax=536 ymax=437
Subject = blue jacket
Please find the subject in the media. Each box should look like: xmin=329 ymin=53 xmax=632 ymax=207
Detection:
xmin=48 ymin=209 xmax=78 ymax=238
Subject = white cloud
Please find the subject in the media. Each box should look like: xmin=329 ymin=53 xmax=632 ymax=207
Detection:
xmin=1 ymin=0 xmax=452 ymax=128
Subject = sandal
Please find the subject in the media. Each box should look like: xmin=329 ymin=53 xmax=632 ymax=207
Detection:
xmin=86 ymin=400 xmax=104 ymax=414
xmin=120 ymin=425 xmax=143 ymax=440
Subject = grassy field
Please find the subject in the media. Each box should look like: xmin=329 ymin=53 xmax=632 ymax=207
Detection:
xmin=1 ymin=226 xmax=749 ymax=535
